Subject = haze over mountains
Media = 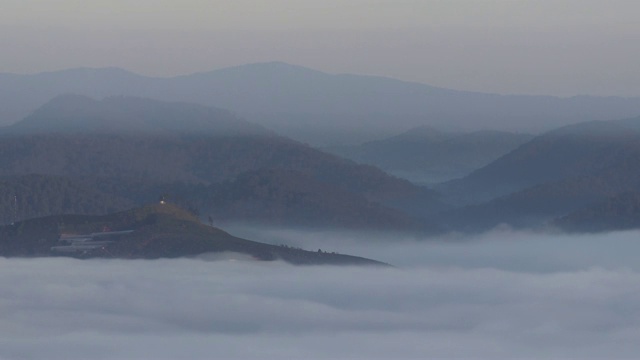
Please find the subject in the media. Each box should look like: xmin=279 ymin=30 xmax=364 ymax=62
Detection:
xmin=0 ymin=95 xmax=441 ymax=232
xmin=7 ymin=94 xmax=268 ymax=136
xmin=4 ymin=62 xmax=640 ymax=146
xmin=436 ymin=116 xmax=640 ymax=232
xmin=326 ymin=126 xmax=533 ymax=184
xmin=2 ymin=64 xmax=640 ymax=235
xmin=8 ymin=1 xmax=640 ymax=357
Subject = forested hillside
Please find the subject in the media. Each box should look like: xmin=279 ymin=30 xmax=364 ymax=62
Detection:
xmin=0 ymin=96 xmax=442 ymax=231
xmin=434 ymin=117 xmax=640 ymax=232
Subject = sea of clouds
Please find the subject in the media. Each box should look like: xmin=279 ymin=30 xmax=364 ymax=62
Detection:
xmin=2 ymin=229 xmax=640 ymax=359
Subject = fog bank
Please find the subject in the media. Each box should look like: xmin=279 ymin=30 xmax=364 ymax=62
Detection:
xmin=225 ymin=226 xmax=640 ymax=271
xmin=2 ymin=230 xmax=640 ymax=359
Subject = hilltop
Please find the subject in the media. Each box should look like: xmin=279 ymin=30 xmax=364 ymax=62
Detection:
xmin=0 ymin=203 xmax=387 ymax=266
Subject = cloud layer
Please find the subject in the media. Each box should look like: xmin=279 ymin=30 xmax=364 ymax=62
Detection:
xmin=2 ymin=230 xmax=640 ymax=359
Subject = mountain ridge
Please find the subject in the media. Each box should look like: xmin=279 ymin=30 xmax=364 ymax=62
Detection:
xmin=437 ymin=117 xmax=640 ymax=206
xmin=5 ymin=94 xmax=270 ymax=136
xmin=433 ymin=117 xmax=640 ymax=232
xmin=4 ymin=62 xmax=640 ymax=145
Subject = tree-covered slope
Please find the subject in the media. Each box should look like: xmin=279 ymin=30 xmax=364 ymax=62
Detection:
xmin=436 ymin=134 xmax=640 ymax=232
xmin=0 ymin=96 xmax=443 ymax=231
xmin=437 ymin=118 xmax=640 ymax=206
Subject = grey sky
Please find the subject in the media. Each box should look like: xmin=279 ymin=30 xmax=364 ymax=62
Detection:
xmin=1 ymin=0 xmax=640 ymax=96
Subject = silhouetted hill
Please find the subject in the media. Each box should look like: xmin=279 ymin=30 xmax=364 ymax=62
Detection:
xmin=4 ymin=62 xmax=640 ymax=145
xmin=433 ymin=120 xmax=640 ymax=232
xmin=326 ymin=126 xmax=533 ymax=183
xmin=0 ymin=203 xmax=386 ymax=265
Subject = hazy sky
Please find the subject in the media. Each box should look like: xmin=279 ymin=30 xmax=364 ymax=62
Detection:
xmin=1 ymin=0 xmax=640 ymax=96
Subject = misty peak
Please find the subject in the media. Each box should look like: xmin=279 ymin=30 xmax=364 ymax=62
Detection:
xmin=5 ymin=95 xmax=269 ymax=136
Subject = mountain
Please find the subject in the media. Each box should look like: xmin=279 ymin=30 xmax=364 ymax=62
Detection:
xmin=4 ymin=62 xmax=640 ymax=145
xmin=437 ymin=118 xmax=640 ymax=206
xmin=5 ymin=94 xmax=269 ymax=136
xmin=0 ymin=173 xmax=435 ymax=232
xmin=0 ymin=96 xmax=442 ymax=231
xmin=432 ymin=117 xmax=640 ymax=232
xmin=435 ymin=178 xmax=611 ymax=232
xmin=202 ymin=168 xmax=436 ymax=230
xmin=0 ymin=202 xmax=386 ymax=265
xmin=325 ymin=126 xmax=533 ymax=184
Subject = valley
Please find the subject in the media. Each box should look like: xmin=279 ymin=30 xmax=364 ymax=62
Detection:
xmin=6 ymin=3 xmax=640 ymax=359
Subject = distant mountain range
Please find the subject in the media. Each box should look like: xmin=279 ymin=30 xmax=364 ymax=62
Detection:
xmin=4 ymin=62 xmax=640 ymax=145
xmin=0 ymin=202 xmax=386 ymax=265
xmin=325 ymin=126 xmax=533 ymax=184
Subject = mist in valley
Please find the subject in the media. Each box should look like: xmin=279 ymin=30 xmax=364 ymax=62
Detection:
xmin=3 ymin=229 xmax=640 ymax=359
xmin=3 ymin=1 xmax=640 ymax=359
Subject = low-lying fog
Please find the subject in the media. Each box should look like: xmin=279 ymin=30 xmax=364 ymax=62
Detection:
xmin=227 ymin=225 xmax=640 ymax=272
xmin=3 ymin=229 xmax=640 ymax=359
